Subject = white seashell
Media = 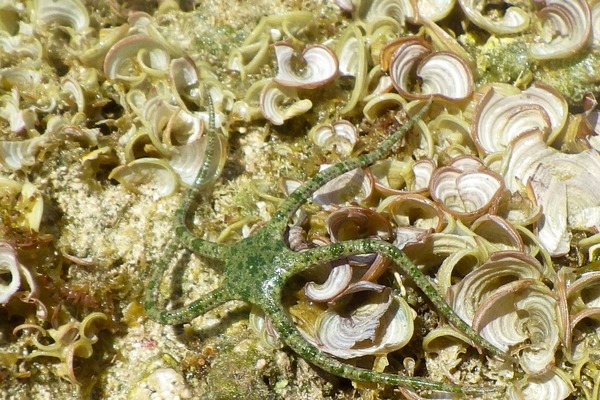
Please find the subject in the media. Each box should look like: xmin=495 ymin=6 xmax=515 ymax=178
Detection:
xmin=0 ymin=90 xmax=37 ymax=133
xmin=103 ymin=34 xmax=171 ymax=82
xmin=273 ymin=42 xmax=338 ymax=89
xmin=458 ymin=0 xmax=530 ymax=35
xmin=0 ymin=136 xmax=48 ymax=170
xmin=307 ymin=288 xmax=416 ymax=359
xmin=33 ymin=0 xmax=89 ymax=32
xmin=0 ymin=242 xmax=21 ymax=304
xmin=507 ymin=368 xmax=574 ymax=400
xmin=109 ymin=158 xmax=179 ymax=199
xmin=304 ymin=264 xmax=353 ymax=302
xmin=503 ymin=130 xmax=600 ymax=256
xmin=387 ymin=38 xmax=473 ymax=101
xmin=169 ymin=130 xmax=227 ymax=187
xmin=416 ymin=0 xmax=455 ymax=22
xmin=360 ymin=0 xmax=415 ymax=24
xmin=473 ymin=279 xmax=559 ymax=375
xmin=429 ymin=166 xmax=504 ymax=220
xmin=309 ymin=120 xmax=358 ymax=156
xmin=447 ymin=251 xmax=545 ymax=325
xmin=312 ymin=166 xmax=373 ymax=206
xmin=260 ymin=80 xmax=312 ymax=125
xmin=472 ymin=83 xmax=568 ymax=154
xmin=530 ymin=0 xmax=592 ymax=60
xmin=470 ymin=214 xmax=523 ymax=252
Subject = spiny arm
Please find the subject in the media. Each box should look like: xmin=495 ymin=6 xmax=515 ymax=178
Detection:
xmin=175 ymin=95 xmax=227 ymax=259
xmin=284 ymin=238 xmax=509 ymax=360
xmin=268 ymin=100 xmax=432 ymax=233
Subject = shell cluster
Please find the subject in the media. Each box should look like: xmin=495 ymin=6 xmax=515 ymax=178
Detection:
xmin=1 ymin=0 xmax=600 ymax=398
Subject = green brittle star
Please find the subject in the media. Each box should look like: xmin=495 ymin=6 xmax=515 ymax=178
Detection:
xmin=144 ymin=99 xmax=507 ymax=395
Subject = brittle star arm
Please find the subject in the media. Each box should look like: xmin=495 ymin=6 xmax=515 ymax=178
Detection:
xmin=144 ymin=242 xmax=234 ymax=325
xmin=263 ymin=271 xmax=491 ymax=396
xmin=281 ymin=239 xmax=508 ymax=361
xmin=145 ymin=98 xmax=231 ymax=323
xmin=268 ymin=100 xmax=432 ymax=233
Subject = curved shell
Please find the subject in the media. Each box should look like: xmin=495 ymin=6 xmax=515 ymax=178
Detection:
xmin=309 ymin=120 xmax=359 ymax=156
xmin=447 ymin=251 xmax=545 ymax=325
xmin=33 ymin=0 xmax=89 ymax=32
xmin=273 ymin=42 xmax=338 ymax=89
xmin=471 ymin=83 xmax=568 ymax=154
xmin=109 ymin=158 xmax=179 ymax=198
xmin=326 ymin=206 xmax=393 ymax=242
xmin=103 ymin=34 xmax=171 ymax=82
xmin=473 ymin=279 xmax=560 ymax=374
xmin=260 ymin=80 xmax=312 ymax=125
xmin=530 ymin=0 xmax=592 ymax=60
xmin=458 ymin=0 xmax=530 ymax=35
xmin=387 ymin=38 xmax=473 ymax=101
xmin=0 ymin=242 xmax=21 ymax=304
xmin=429 ymin=165 xmax=504 ymax=220
xmin=296 ymin=288 xmax=416 ymax=359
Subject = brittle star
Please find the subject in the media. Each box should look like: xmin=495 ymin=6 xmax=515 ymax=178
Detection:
xmin=144 ymin=99 xmax=507 ymax=395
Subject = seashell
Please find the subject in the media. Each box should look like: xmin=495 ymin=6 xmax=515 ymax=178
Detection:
xmin=273 ymin=42 xmax=339 ymax=89
xmin=416 ymin=0 xmax=456 ymax=23
xmin=0 ymin=241 xmax=21 ymax=304
xmin=249 ymin=306 xmax=282 ymax=349
xmin=358 ymin=0 xmax=415 ymax=24
xmin=312 ymin=166 xmax=374 ymax=207
xmin=230 ymin=79 xmax=269 ymax=123
xmin=507 ymin=368 xmax=575 ymax=400
xmin=528 ymin=166 xmax=570 ymax=257
xmin=378 ymin=193 xmax=444 ymax=232
xmin=470 ymin=214 xmax=523 ymax=253
xmin=0 ymin=89 xmax=37 ymax=133
xmin=566 ymin=271 xmax=600 ymax=311
xmin=0 ymin=136 xmax=48 ymax=171
xmin=168 ymin=56 xmax=200 ymax=110
xmin=503 ymin=130 xmax=600 ymax=256
xmin=369 ymin=158 xmax=413 ymax=195
xmin=402 ymin=232 xmax=479 ymax=270
xmin=304 ymin=263 xmax=353 ymax=303
xmin=260 ymin=80 xmax=312 ymax=126
xmin=309 ymin=120 xmax=358 ymax=156
xmin=386 ymin=38 xmax=473 ymax=101
xmin=472 ymin=279 xmax=559 ymax=374
xmin=429 ymin=165 xmax=504 ymax=220
xmin=32 ymin=0 xmax=89 ymax=33
xmin=362 ymin=93 xmax=406 ymax=122
xmin=109 ymin=158 xmax=179 ymax=199
xmin=471 ymin=83 xmax=568 ymax=154
xmin=326 ymin=206 xmax=393 ymax=243
xmin=163 ymin=108 xmax=204 ymax=147
xmin=103 ymin=34 xmax=171 ymax=82
xmin=457 ymin=0 xmax=530 ymax=35
xmin=169 ymin=130 xmax=227 ymax=187
xmin=530 ymin=0 xmax=592 ymax=60
xmin=447 ymin=251 xmax=545 ymax=326
xmin=428 ymin=111 xmax=477 ymax=159
xmin=364 ymin=17 xmax=402 ymax=65
xmin=301 ymin=288 xmax=416 ymax=359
